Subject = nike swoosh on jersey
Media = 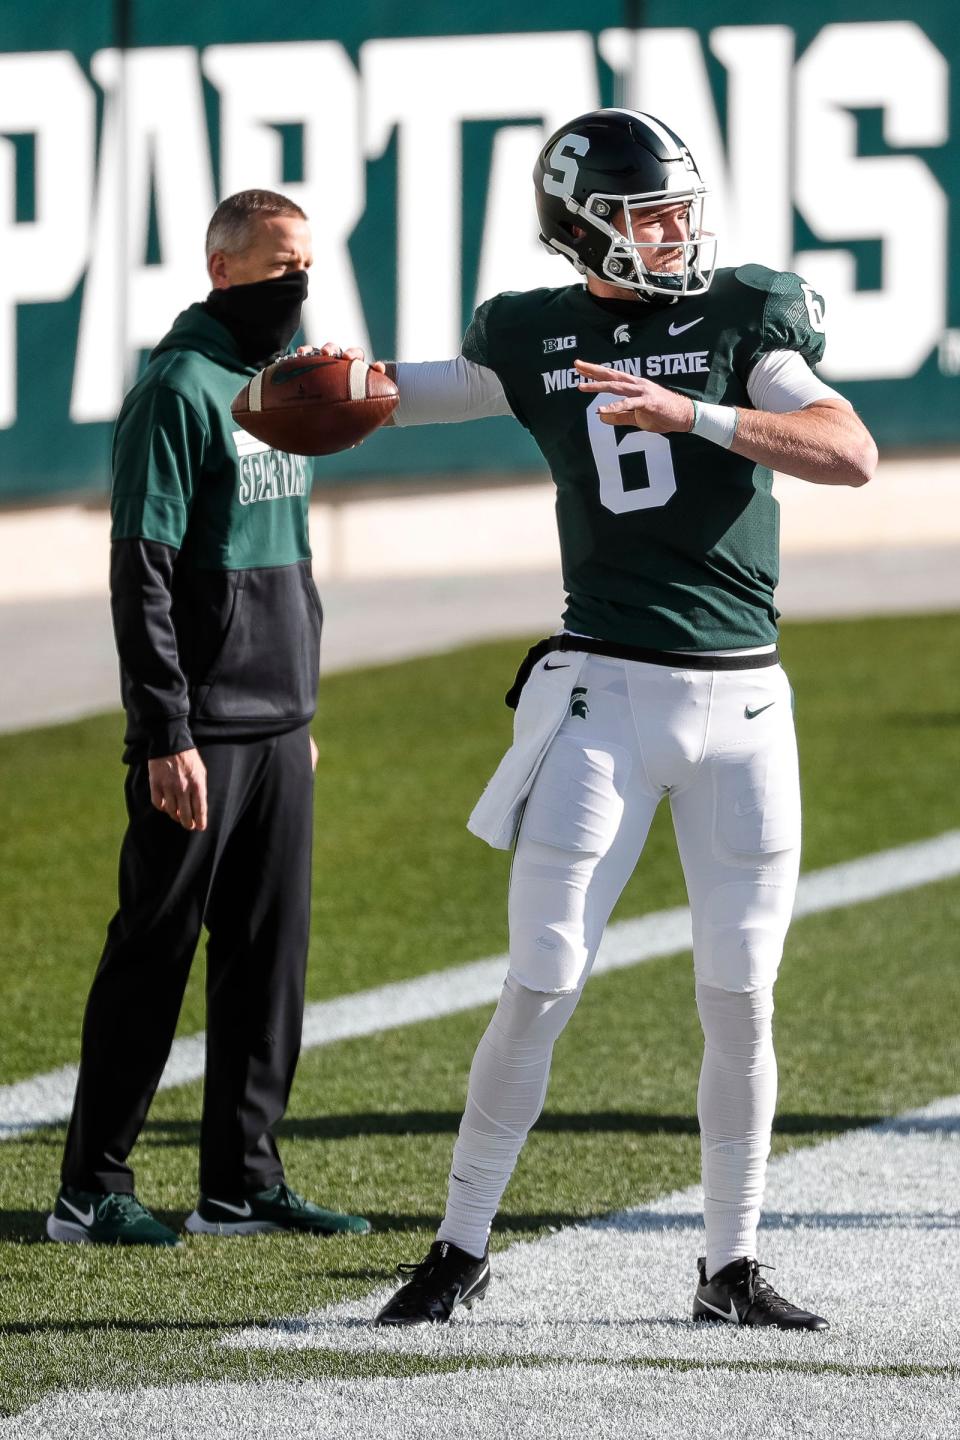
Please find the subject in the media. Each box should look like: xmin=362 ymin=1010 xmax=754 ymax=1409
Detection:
xmin=61 ymin=1198 xmax=95 ymax=1226
xmin=543 ymin=661 xmax=570 ymax=671
xmin=208 ymin=1198 xmax=253 ymax=1217
xmin=697 ymin=1295 xmax=740 ymax=1322
xmin=667 ymin=317 xmax=704 ymax=336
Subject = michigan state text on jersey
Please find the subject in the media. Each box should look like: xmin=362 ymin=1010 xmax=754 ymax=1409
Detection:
xmin=320 ymin=108 xmax=876 ymax=1332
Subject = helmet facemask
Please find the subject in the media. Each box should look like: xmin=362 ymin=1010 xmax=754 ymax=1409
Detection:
xmin=554 ymin=189 xmax=717 ymax=300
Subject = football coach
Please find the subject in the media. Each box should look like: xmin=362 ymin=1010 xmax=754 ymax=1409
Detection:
xmin=47 ymin=190 xmax=370 ymax=1246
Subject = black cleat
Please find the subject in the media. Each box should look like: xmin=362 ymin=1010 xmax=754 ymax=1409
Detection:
xmin=693 ymin=1256 xmax=829 ymax=1331
xmin=373 ymin=1239 xmax=490 ymax=1326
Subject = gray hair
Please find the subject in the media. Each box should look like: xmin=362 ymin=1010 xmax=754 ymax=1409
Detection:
xmin=205 ymin=190 xmax=308 ymax=260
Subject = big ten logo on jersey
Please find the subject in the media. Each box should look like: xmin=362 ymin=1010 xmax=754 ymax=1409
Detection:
xmin=543 ymin=335 xmax=577 ymax=354
xmin=0 ymin=19 xmax=951 ymax=438
xmin=232 ymin=433 xmax=308 ymax=507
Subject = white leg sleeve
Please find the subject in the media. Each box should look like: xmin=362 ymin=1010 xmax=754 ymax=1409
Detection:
xmin=696 ymin=982 xmax=778 ymax=1279
xmin=437 ymin=975 xmax=580 ymax=1259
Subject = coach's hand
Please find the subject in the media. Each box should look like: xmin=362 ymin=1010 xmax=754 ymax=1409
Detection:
xmin=148 ymin=749 xmax=209 ymax=831
xmin=574 ymin=361 xmax=696 ymax=433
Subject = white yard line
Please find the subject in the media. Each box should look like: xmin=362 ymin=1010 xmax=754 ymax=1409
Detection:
xmin=2 ymin=830 xmax=959 ymax=1141
xmin=226 ymin=1091 xmax=960 ymax=1369
xmin=7 ymin=1094 xmax=959 ymax=1440
xmin=5 ymin=1368 xmax=957 ymax=1440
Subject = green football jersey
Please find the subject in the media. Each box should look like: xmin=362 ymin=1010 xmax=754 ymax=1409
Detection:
xmin=462 ymin=265 xmax=826 ymax=651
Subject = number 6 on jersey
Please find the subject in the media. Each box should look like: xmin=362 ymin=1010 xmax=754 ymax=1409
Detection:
xmin=585 ymin=393 xmax=678 ymax=513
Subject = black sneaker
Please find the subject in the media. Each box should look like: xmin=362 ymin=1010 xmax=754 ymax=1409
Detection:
xmin=373 ymin=1240 xmax=490 ymax=1326
xmin=693 ymin=1256 xmax=829 ymax=1331
xmin=46 ymin=1186 xmax=181 ymax=1246
xmin=184 ymin=1182 xmax=371 ymax=1237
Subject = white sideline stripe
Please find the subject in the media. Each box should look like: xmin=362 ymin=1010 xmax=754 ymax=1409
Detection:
xmin=7 ymin=1364 xmax=957 ymax=1439
xmin=9 ymin=1108 xmax=960 ymax=1435
xmin=225 ymin=1091 xmax=960 ymax=1369
xmin=1 ymin=830 xmax=958 ymax=1141
xmin=11 ymin=1095 xmax=960 ymax=1438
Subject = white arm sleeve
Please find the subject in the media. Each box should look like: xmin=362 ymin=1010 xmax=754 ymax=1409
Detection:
xmin=746 ymin=349 xmax=848 ymax=414
xmin=392 ymin=357 xmax=512 ymax=427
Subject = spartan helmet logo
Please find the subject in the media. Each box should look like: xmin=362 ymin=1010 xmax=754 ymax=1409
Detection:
xmin=613 ymin=323 xmax=631 ymax=345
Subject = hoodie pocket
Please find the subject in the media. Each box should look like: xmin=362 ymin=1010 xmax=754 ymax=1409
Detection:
xmin=191 ymin=561 xmax=321 ymax=722
xmin=190 ymin=571 xmax=247 ymax=712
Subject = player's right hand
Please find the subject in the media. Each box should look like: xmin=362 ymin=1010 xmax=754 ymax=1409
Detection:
xmin=574 ymin=360 xmax=696 ymax=433
xmin=310 ymin=341 xmax=386 ymax=374
xmin=148 ymin=749 xmax=209 ymax=831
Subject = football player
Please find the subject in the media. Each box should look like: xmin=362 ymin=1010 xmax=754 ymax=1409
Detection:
xmin=338 ymin=110 xmax=876 ymax=1328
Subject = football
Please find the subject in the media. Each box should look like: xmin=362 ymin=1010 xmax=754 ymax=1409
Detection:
xmin=231 ymin=353 xmax=399 ymax=456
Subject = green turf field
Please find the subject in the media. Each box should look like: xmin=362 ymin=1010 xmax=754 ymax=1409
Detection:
xmin=0 ymin=612 xmax=958 ymax=1418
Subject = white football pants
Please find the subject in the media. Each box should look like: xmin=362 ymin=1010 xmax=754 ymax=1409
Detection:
xmin=438 ymin=654 xmax=801 ymax=1277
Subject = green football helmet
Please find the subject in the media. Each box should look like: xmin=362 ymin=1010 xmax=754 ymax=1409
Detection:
xmin=534 ymin=108 xmax=717 ymax=303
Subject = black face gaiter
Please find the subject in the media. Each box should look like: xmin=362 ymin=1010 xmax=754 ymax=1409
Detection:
xmin=203 ymin=269 xmax=308 ymax=368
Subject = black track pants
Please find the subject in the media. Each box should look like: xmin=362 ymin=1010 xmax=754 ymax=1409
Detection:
xmin=61 ymin=725 xmax=314 ymax=1196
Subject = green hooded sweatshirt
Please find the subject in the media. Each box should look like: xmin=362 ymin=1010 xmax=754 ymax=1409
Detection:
xmin=109 ymin=304 xmax=322 ymax=760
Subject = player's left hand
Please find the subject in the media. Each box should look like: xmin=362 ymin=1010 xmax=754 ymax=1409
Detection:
xmin=574 ymin=360 xmax=695 ymax=433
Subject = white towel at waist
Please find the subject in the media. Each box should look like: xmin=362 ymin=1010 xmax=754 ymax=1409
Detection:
xmin=467 ymin=649 xmax=589 ymax=850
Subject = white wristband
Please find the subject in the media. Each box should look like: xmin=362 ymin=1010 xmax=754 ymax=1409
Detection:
xmin=690 ymin=400 xmax=739 ymax=449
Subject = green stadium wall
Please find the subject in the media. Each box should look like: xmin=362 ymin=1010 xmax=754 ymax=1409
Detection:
xmin=1 ymin=1 xmax=958 ymax=501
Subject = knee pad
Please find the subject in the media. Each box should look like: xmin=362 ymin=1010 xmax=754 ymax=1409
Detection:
xmin=694 ymin=877 xmax=795 ymax=992
xmin=507 ymin=837 xmax=597 ymax=994
xmin=508 ymin=912 xmax=587 ymax=995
